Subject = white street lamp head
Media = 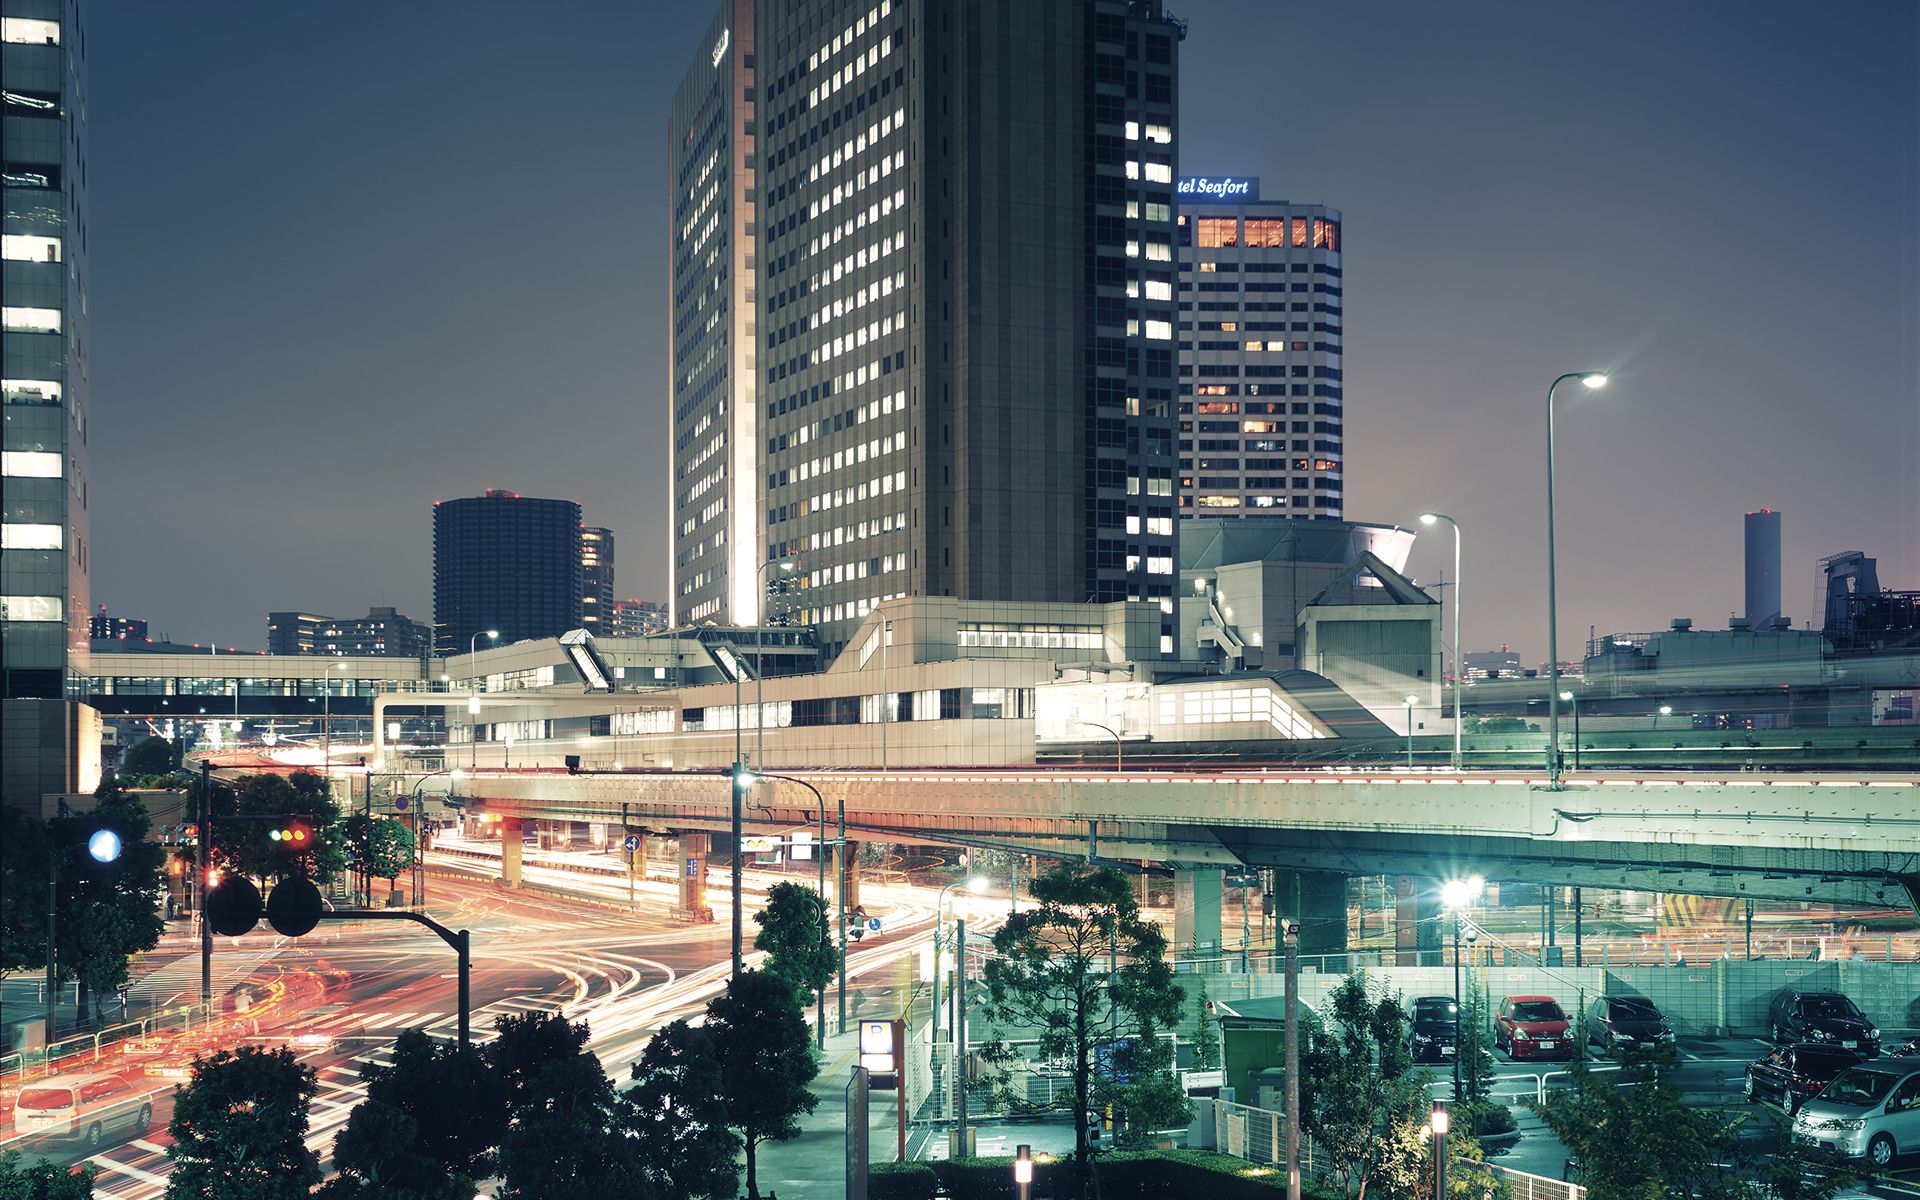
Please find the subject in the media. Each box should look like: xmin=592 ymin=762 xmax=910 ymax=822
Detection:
xmin=1419 ymin=513 xmax=1438 ymax=526
xmin=1405 ymin=695 xmax=1420 ymax=707
xmin=1580 ymin=373 xmax=1608 ymax=390
xmin=485 ymin=630 xmax=499 ymax=639
xmin=87 ymin=829 xmax=123 ymax=864
xmin=1559 ymin=690 xmax=1575 ymax=702
xmin=1659 ymin=705 xmax=1673 ymax=715
xmin=966 ymin=875 xmax=990 ymax=893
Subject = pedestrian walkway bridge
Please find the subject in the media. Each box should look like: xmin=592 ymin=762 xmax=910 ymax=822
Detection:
xmin=455 ymin=768 xmax=1920 ymax=911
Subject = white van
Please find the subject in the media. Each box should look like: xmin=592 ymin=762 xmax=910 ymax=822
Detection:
xmin=12 ymin=1073 xmax=155 ymax=1150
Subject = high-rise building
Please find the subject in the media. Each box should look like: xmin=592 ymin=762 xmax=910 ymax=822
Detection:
xmin=607 ymin=598 xmax=669 ymax=638
xmin=750 ymin=0 xmax=1185 ymax=655
xmin=267 ymin=607 xmax=431 ymax=658
xmin=580 ymin=526 xmax=615 ymax=633
xmin=1176 ymin=180 xmax=1343 ymax=518
xmin=90 ymin=609 xmax=148 ymax=644
xmin=432 ymin=490 xmax=583 ymax=650
xmin=668 ymin=0 xmax=758 ymax=628
xmin=1744 ymin=508 xmax=1782 ymax=628
xmin=3 ymin=2 xmax=98 ymax=808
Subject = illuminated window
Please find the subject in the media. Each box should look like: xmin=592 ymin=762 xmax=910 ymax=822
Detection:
xmin=1 ymin=235 xmax=61 ymax=263
xmin=1 ymin=524 xmax=62 ymax=550
xmin=1241 ymin=421 xmax=1278 ymax=433
xmin=1 ymin=17 xmax=59 ymax=43
xmin=1145 ymin=124 xmax=1172 ymax=144
xmin=1197 ymin=262 xmax=1216 ymax=273
xmin=1145 ymin=242 xmax=1171 ymax=262
xmin=1292 ymin=217 xmax=1310 ymax=247
xmin=1196 ymin=218 xmax=1238 ymax=249
xmin=1315 ymin=219 xmax=1339 ymax=250
xmin=1125 ymin=121 xmax=1140 ymax=140
xmin=1245 ymin=340 xmax=1263 ymax=352
xmin=0 ymin=595 xmax=62 ymax=622
xmin=1197 ymin=402 xmax=1238 ymax=414
xmin=1144 ymin=162 xmax=1172 ymax=183
xmin=1197 ymin=495 xmax=1242 ymax=507
xmin=2 ymin=379 xmax=61 ymax=406
xmin=2 ymin=451 xmax=60 ymax=477
xmin=1144 ymin=280 xmax=1171 ymax=301
xmin=2 ymin=307 xmax=61 ymax=334
xmin=1145 ymin=319 xmax=1172 ymax=340
xmin=1218 ymin=322 xmax=1237 ymax=332
xmin=1243 ymin=218 xmax=1287 ymax=248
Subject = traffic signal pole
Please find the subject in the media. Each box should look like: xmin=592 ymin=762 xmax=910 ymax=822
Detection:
xmin=199 ymin=762 xmax=212 ymax=1011
xmin=317 ymin=909 xmax=472 ymax=1046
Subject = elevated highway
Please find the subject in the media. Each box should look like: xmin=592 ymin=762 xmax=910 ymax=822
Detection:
xmin=459 ymin=768 xmax=1920 ymax=912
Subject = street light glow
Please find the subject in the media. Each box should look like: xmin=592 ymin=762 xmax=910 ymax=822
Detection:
xmin=1419 ymin=512 xmax=1439 ymax=525
xmin=1440 ymin=876 xmax=1484 ymax=909
xmin=1559 ymin=690 xmax=1575 ymax=702
xmin=1581 ymin=373 xmax=1608 ymax=389
xmin=87 ymin=829 xmax=122 ymax=863
xmin=965 ymin=874 xmax=990 ymax=893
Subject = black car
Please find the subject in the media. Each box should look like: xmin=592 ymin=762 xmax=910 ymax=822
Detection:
xmin=1408 ymin=995 xmax=1459 ymax=1063
xmin=1587 ymin=995 xmax=1674 ymax=1052
xmin=1769 ymin=990 xmax=1882 ymax=1056
xmin=1745 ymin=1044 xmax=1866 ymax=1114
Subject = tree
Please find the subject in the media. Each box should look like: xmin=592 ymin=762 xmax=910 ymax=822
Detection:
xmin=974 ymin=864 xmax=1184 ymax=1196
xmin=343 ymin=813 xmax=417 ymax=886
xmin=1299 ymin=976 xmax=1428 ymax=1200
xmin=1186 ymin=974 xmax=1219 ymax=1070
xmin=486 ymin=1012 xmax=645 ymax=1199
xmin=753 ymin=880 xmax=837 ymax=1003
xmin=321 ymin=1028 xmax=507 ymax=1200
xmin=165 ymin=1046 xmax=321 ymax=1200
xmin=209 ymin=770 xmax=346 ymax=884
xmin=625 ymin=1018 xmax=741 ymax=1200
xmin=121 ymin=736 xmax=181 ymax=779
xmin=0 ymin=806 xmax=49 ymax=979
xmin=0 ymin=1152 xmax=94 ymax=1200
xmin=1454 ymin=974 xmax=1512 ymax=1137
xmin=51 ymin=778 xmax=168 ymax=1026
xmin=1533 ymin=1044 xmax=1852 ymax=1200
xmin=706 ymin=969 xmax=819 ymax=1199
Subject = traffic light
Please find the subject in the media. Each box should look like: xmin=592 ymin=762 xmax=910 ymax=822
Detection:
xmin=270 ymin=820 xmax=313 ymax=847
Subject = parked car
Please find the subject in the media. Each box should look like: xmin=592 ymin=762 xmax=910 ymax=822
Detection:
xmin=1745 ymin=1044 xmax=1866 ymax=1115
xmin=1769 ymin=991 xmax=1881 ymax=1056
xmin=1408 ymin=995 xmax=1459 ymax=1063
xmin=1792 ymin=1061 xmax=1920 ymax=1168
xmin=11 ymin=1073 xmax=154 ymax=1150
xmin=1587 ymin=995 xmax=1674 ymax=1052
xmin=1495 ymin=995 xmax=1573 ymax=1061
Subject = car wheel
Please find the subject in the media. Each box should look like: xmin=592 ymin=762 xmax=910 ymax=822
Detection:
xmin=1866 ymin=1133 xmax=1895 ymax=1169
xmin=1743 ymin=1074 xmax=1756 ymax=1102
xmin=84 ymin=1121 xmax=103 ymax=1151
xmin=137 ymin=1103 xmax=153 ymax=1133
xmin=1787 ymin=1095 xmax=1802 ymax=1117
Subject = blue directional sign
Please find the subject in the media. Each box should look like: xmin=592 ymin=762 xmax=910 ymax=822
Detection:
xmin=393 ymin=795 xmax=410 ymax=811
xmin=624 ymin=834 xmax=641 ymax=852
xmin=866 ymin=916 xmax=882 ymax=932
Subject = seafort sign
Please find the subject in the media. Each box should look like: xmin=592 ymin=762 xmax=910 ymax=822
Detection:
xmin=1177 ymin=175 xmax=1259 ymax=202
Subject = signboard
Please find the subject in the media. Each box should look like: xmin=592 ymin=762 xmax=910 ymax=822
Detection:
xmin=623 ymin=834 xmax=641 ymax=852
xmin=741 ymin=835 xmax=781 ymax=853
xmin=791 ymin=830 xmax=813 ymax=861
xmin=866 ymin=916 xmax=882 ymax=932
xmin=845 ymin=1067 xmax=869 ymax=1200
xmin=685 ymin=856 xmax=700 ymax=879
xmin=858 ymin=1020 xmax=896 ymax=1076
xmin=1176 ymin=175 xmax=1259 ymax=203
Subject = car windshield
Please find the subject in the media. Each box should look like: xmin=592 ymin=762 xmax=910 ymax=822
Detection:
xmin=1821 ymin=1069 xmax=1899 ymax=1106
xmin=1512 ymin=1002 xmax=1564 ymax=1022
xmin=1803 ymin=995 xmax=1860 ymax=1018
xmin=1415 ymin=1000 xmax=1456 ymax=1020
xmin=1796 ymin=1050 xmax=1863 ymax=1074
xmin=1611 ymin=999 xmax=1658 ymax=1019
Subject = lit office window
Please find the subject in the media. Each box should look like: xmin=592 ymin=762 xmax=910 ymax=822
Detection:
xmin=0 ymin=595 xmax=62 ymax=622
xmin=1292 ymin=217 xmax=1311 ymax=247
xmin=1 ymin=17 xmax=60 ymax=43
xmin=2 ymin=307 xmax=61 ymax=333
xmin=1196 ymin=218 xmax=1238 ymax=249
xmin=1 ymin=524 xmax=63 ymax=550
xmin=1243 ymin=218 xmax=1287 ymax=248
xmin=2 ymin=379 xmax=61 ymax=406
xmin=1 ymin=235 xmax=61 ymax=262
xmin=2 ymin=451 xmax=61 ymax=477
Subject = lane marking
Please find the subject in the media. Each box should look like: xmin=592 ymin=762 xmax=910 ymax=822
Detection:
xmin=88 ymin=1156 xmax=166 ymax=1185
xmin=131 ymin=1139 xmax=168 ymax=1154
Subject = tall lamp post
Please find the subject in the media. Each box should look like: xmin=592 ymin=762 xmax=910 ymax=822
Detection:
xmin=1559 ymin=690 xmax=1581 ymax=774
xmin=468 ymin=630 xmax=498 ymax=771
xmin=1419 ymin=512 xmax=1463 ymax=768
xmin=738 ymin=770 xmax=841 ymax=1047
xmin=1545 ymin=371 xmax=1608 ymax=788
xmin=1440 ymin=875 xmax=1484 ymax=1101
xmin=1073 ymin=720 xmax=1125 ymax=771
xmin=46 ymin=821 xmax=124 ymax=1046
xmin=1430 ymin=1099 xmax=1450 ymax=1200
xmin=1403 ymin=695 xmax=1420 ymax=769
xmin=933 ymin=876 xmax=988 ymax=1044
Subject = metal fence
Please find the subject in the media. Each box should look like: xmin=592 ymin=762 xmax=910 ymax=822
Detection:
xmin=1 ymin=1001 xmax=216 ymax=1082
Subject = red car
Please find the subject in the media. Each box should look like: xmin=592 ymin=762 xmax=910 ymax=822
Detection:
xmin=1496 ymin=995 xmax=1574 ymax=1061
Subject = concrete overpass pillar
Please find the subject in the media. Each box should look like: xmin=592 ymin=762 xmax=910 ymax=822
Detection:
xmin=1273 ymin=869 xmax=1350 ymax=956
xmin=631 ymin=832 xmax=650 ymax=880
xmin=679 ymin=833 xmax=711 ymax=920
xmin=1174 ymin=868 xmax=1224 ymax=956
xmin=1136 ymin=862 xmax=1151 ymax=904
xmin=1395 ymin=876 xmax=1441 ymax=966
xmin=500 ymin=818 xmax=524 ymax=888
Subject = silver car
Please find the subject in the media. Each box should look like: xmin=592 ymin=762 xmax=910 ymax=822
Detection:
xmin=1792 ymin=1062 xmax=1920 ymax=1169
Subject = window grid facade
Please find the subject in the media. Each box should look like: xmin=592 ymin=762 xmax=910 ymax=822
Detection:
xmin=1176 ymin=197 xmax=1343 ymax=519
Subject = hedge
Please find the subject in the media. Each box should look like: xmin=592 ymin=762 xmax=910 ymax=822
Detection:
xmin=895 ymin=1149 xmax=1340 ymax=1200
xmin=870 ymin=1160 xmax=940 ymax=1200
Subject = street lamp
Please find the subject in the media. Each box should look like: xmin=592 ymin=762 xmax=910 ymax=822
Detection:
xmin=1440 ymin=875 xmax=1484 ymax=1101
xmin=933 ymin=875 xmax=989 ymax=1044
xmin=1545 ymin=371 xmax=1608 ymax=788
xmin=1419 ymin=513 xmax=1463 ymax=769
xmin=47 ymin=818 xmax=124 ymax=1046
xmin=737 ymin=769 xmax=841 ymax=1046
xmin=1430 ymin=1099 xmax=1450 ymax=1200
xmin=1655 ymin=703 xmax=1672 ymax=731
xmin=1073 ymin=719 xmax=1125 ymax=771
xmin=469 ymin=630 xmax=498 ymax=771
xmin=1014 ymin=1144 xmax=1033 ymax=1200
xmin=1404 ymin=695 xmax=1420 ymax=769
xmin=1559 ymin=690 xmax=1581 ymax=773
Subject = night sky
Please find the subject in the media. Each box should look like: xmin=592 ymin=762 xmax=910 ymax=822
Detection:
xmin=87 ymin=2 xmax=1917 ymax=659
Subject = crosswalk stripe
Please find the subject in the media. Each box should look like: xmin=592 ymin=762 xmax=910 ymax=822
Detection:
xmin=130 ymin=1139 xmax=167 ymax=1155
xmin=88 ymin=1156 xmax=166 ymax=1185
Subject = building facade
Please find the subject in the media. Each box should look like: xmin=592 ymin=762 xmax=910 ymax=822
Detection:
xmin=580 ymin=526 xmax=615 ymax=634
xmin=669 ymin=0 xmax=759 ymax=629
xmin=607 ymin=598 xmax=669 ymax=638
xmin=751 ymin=0 xmax=1185 ymax=658
xmin=432 ymin=490 xmax=583 ymax=650
xmin=90 ymin=609 xmax=147 ymax=643
xmin=1176 ymin=181 xmax=1343 ymax=518
xmin=267 ymin=607 xmax=431 ymax=658
xmin=3 ymin=1 xmax=98 ymax=808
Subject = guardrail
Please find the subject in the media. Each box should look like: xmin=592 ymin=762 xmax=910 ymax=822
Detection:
xmin=1 ymin=1002 xmax=216 ymax=1082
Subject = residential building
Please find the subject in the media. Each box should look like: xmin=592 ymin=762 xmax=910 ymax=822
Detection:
xmin=3 ymin=1 xmax=99 ymax=808
xmin=750 ymin=0 xmax=1186 ymax=658
xmin=432 ymin=490 xmax=583 ymax=650
xmin=669 ymin=0 xmax=759 ymax=628
xmin=267 ymin=607 xmax=431 ymax=658
xmin=581 ymin=526 xmax=615 ymax=634
xmin=607 ymin=598 xmax=669 ymax=638
xmin=1176 ymin=179 xmax=1343 ymax=517
xmin=90 ymin=608 xmax=147 ymax=643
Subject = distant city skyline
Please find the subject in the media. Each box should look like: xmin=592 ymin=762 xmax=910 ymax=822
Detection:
xmin=82 ymin=2 xmax=1916 ymax=656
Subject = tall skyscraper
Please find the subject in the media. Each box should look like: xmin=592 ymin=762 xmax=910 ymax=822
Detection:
xmin=750 ymin=0 xmax=1185 ymax=655
xmin=668 ymin=0 xmax=758 ymax=628
xmin=580 ymin=526 xmax=615 ymax=633
xmin=1176 ymin=180 xmax=1344 ymax=518
xmin=3 ymin=2 xmax=98 ymax=808
xmin=432 ymin=490 xmax=583 ymax=650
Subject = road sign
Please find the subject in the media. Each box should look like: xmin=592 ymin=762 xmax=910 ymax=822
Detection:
xmin=741 ymin=835 xmax=781 ymax=853
xmin=393 ymin=795 xmax=410 ymax=811
xmin=623 ymin=834 xmax=641 ymax=852
xmin=685 ymin=856 xmax=700 ymax=879
xmin=866 ymin=916 xmax=882 ymax=932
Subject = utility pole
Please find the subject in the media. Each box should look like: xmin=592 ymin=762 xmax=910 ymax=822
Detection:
xmin=1284 ymin=917 xmax=1300 ymax=1200
xmin=199 ymin=761 xmax=212 ymax=1010
xmin=955 ymin=918 xmax=970 ymax=1155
